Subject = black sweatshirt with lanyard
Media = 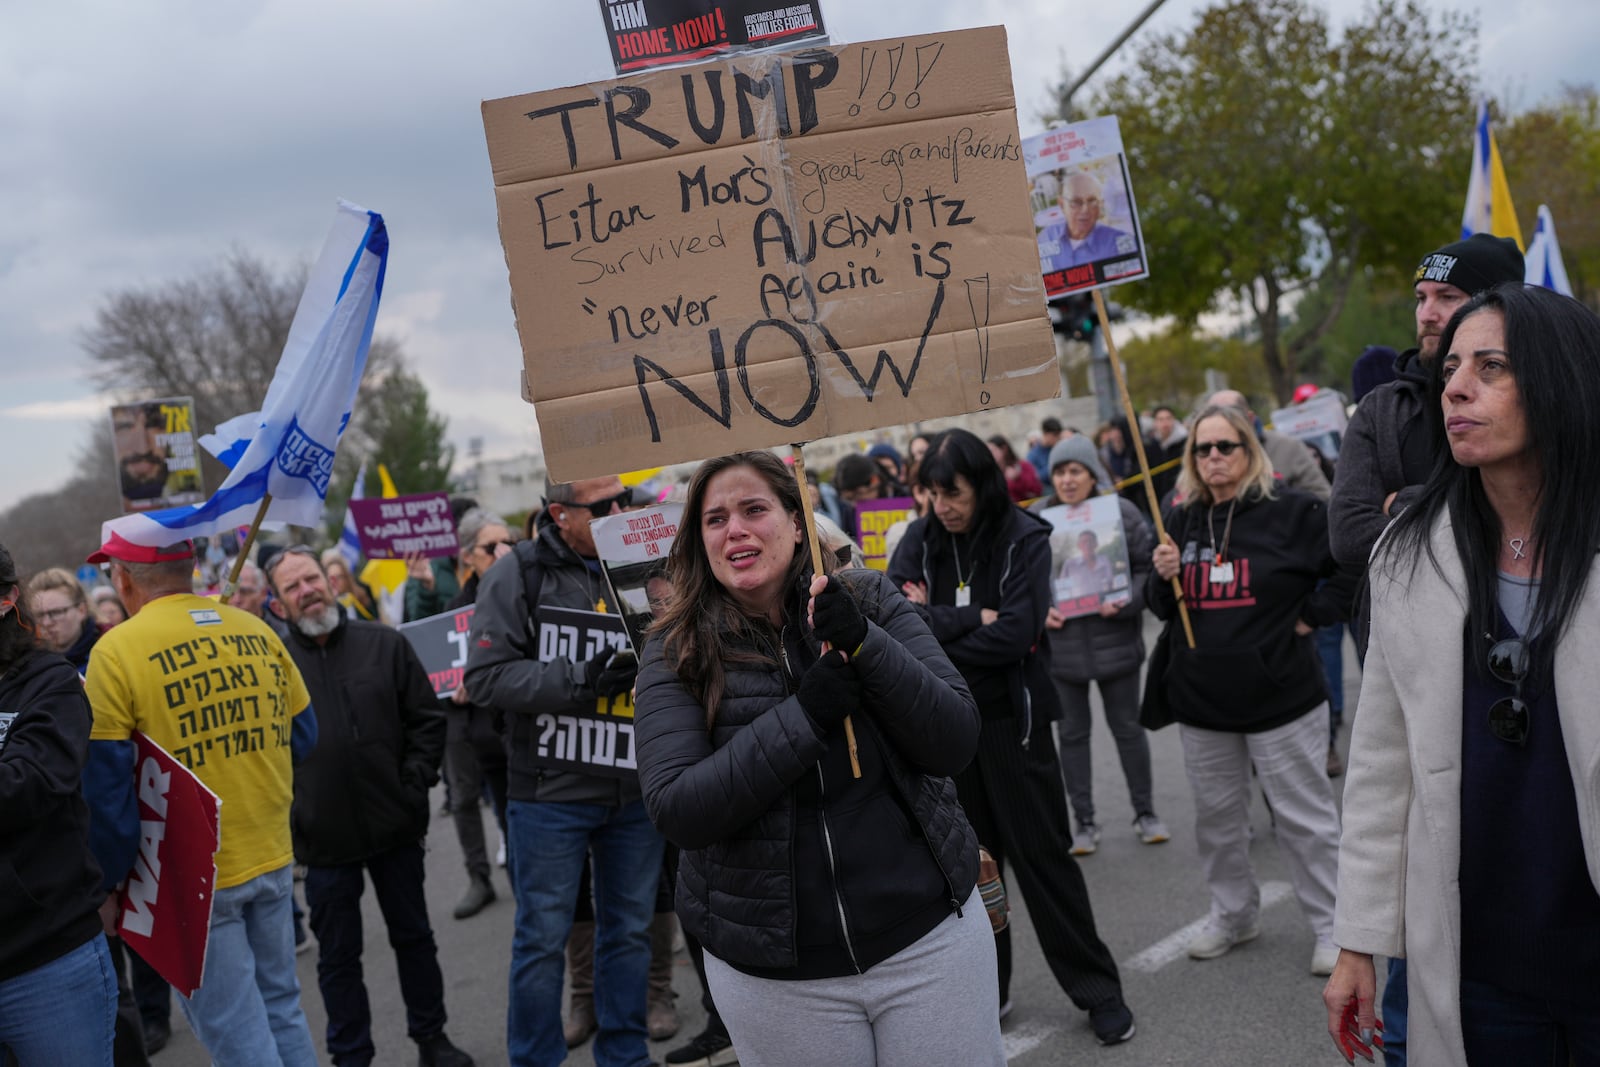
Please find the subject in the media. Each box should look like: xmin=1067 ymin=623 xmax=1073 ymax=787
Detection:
xmin=887 ymin=506 xmax=1059 ymax=727
xmin=1146 ymin=488 xmax=1351 ymax=733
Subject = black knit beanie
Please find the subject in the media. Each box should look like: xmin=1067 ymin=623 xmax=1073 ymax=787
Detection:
xmin=1414 ymin=234 xmax=1525 ymax=296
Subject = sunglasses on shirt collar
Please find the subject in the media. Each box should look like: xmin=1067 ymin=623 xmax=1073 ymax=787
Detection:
xmin=1486 ymin=636 xmax=1531 ymax=746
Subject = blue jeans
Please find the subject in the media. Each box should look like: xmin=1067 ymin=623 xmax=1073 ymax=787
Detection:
xmin=0 ymin=934 xmax=116 ymax=1066
xmin=1460 ymin=977 xmax=1600 ymax=1064
xmin=177 ymin=863 xmax=318 ymax=1067
xmin=506 ymin=799 xmax=664 ymax=1067
xmin=1382 ymin=956 xmax=1407 ymax=1066
xmin=1316 ymin=623 xmax=1345 ymax=737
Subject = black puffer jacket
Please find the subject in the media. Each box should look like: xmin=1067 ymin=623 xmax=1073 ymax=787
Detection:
xmin=634 ymin=569 xmax=980 ymax=974
xmin=285 ymin=615 xmax=446 ymax=866
xmin=0 ymin=649 xmax=105 ymax=982
xmin=1030 ymin=495 xmax=1155 ymax=683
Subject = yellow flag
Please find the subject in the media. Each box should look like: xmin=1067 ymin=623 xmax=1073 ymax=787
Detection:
xmin=359 ymin=464 xmax=410 ymax=596
xmin=1462 ymin=100 xmax=1524 ymax=250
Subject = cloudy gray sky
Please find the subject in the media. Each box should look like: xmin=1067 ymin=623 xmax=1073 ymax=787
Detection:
xmin=2 ymin=0 xmax=1588 ymax=505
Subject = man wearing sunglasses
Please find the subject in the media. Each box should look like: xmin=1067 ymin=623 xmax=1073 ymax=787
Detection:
xmin=465 ymin=476 xmax=663 ymax=1067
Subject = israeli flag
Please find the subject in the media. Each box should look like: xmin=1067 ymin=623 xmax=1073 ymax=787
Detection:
xmin=339 ymin=461 xmax=368 ymax=574
xmin=1460 ymin=100 xmax=1524 ymax=248
xmin=102 ymin=201 xmax=388 ymax=547
xmin=1524 ymin=204 xmax=1574 ymax=297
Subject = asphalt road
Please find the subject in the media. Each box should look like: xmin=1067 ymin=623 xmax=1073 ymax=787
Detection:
xmin=155 ymin=621 xmax=1372 ymax=1066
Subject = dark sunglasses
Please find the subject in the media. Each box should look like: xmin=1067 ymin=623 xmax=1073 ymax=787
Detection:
xmin=559 ymin=490 xmax=629 ymax=515
xmin=1486 ymin=637 xmax=1530 ymax=746
xmin=1193 ymin=440 xmax=1245 ymax=458
xmin=474 ymin=539 xmax=515 ymax=555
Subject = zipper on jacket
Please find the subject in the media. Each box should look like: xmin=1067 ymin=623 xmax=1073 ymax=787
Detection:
xmin=814 ymin=764 xmax=862 ymax=974
xmin=778 ymin=624 xmax=794 ymax=681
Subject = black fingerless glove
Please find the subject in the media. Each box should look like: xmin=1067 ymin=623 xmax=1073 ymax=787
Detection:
xmin=811 ymin=577 xmax=868 ymax=653
xmin=796 ymin=649 xmax=860 ymax=729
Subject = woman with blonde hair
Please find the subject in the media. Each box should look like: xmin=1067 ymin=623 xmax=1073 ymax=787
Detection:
xmin=319 ymin=549 xmax=377 ymax=621
xmin=1147 ymin=403 xmax=1353 ymax=975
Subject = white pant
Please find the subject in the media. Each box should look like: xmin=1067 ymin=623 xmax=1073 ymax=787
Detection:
xmin=1179 ymin=706 xmax=1340 ymax=942
xmin=704 ymin=889 xmax=1004 ymax=1067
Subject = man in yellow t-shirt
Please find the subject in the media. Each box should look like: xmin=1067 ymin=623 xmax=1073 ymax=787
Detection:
xmin=83 ymin=531 xmax=320 ymax=1067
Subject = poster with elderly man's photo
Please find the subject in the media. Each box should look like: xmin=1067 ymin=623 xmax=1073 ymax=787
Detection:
xmin=1024 ymin=116 xmax=1148 ymax=297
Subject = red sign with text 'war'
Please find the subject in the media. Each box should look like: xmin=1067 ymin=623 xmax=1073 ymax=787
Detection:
xmin=118 ymin=731 xmax=222 ymax=997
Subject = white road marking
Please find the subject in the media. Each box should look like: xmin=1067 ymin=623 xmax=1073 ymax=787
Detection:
xmin=1120 ymin=880 xmax=1294 ymax=974
xmin=1003 ymin=1019 xmax=1059 ymax=1061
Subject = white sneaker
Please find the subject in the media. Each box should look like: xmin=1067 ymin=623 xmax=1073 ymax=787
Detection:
xmin=1134 ymin=813 xmax=1171 ymax=845
xmin=1311 ymin=941 xmax=1339 ymax=976
xmin=1186 ymin=918 xmax=1260 ymax=960
xmin=1070 ymin=823 xmax=1101 ymax=856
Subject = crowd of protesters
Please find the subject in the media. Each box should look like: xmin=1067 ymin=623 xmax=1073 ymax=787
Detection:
xmin=3 ymin=233 xmax=1596 ymax=1067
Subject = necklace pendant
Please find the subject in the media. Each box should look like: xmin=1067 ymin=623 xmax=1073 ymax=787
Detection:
xmin=1509 ymin=538 xmax=1527 ymax=561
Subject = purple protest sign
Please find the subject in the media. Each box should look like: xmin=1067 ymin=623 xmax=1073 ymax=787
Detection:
xmin=347 ymin=491 xmax=459 ymax=559
xmin=853 ymin=497 xmax=918 ymax=571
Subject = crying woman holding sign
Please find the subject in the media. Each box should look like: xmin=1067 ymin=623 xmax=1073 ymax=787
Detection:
xmin=632 ymin=450 xmax=1004 ymax=1066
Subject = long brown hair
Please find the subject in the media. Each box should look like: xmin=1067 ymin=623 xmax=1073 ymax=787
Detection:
xmin=654 ymin=451 xmax=813 ymax=727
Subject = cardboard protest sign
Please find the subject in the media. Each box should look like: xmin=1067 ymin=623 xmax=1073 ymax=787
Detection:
xmin=118 ymin=731 xmax=222 ymax=998
xmin=111 ymin=397 xmax=206 ymax=514
xmin=531 ymin=607 xmax=638 ymax=777
xmin=398 ymin=605 xmax=476 ymax=698
xmin=346 ymin=491 xmax=459 ymax=559
xmin=1039 ymin=497 xmax=1134 ymax=619
xmin=598 ymin=0 xmax=827 ymax=74
xmin=483 ymin=26 xmax=1056 ymax=481
xmin=1023 ymin=116 xmax=1148 ymax=297
xmin=852 ymin=496 xmax=917 ymax=571
xmin=592 ymin=504 xmax=684 ymax=655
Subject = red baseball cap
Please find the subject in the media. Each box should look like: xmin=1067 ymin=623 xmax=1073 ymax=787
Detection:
xmin=87 ymin=531 xmax=197 ymax=565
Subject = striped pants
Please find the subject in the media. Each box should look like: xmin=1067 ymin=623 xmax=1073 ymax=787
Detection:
xmin=955 ymin=712 xmax=1125 ymax=1010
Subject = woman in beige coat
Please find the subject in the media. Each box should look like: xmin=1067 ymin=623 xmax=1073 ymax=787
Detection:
xmin=1324 ymin=283 xmax=1600 ymax=1064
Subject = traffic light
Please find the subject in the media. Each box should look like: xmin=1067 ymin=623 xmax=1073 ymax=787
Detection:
xmin=1048 ymin=293 xmax=1098 ymax=341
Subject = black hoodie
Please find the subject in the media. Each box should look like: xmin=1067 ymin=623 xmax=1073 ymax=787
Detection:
xmin=1146 ymin=489 xmax=1353 ymax=733
xmin=1328 ymin=347 xmax=1435 ymax=565
xmin=887 ymin=505 xmax=1061 ymax=728
xmin=0 ymin=649 xmax=105 ymax=981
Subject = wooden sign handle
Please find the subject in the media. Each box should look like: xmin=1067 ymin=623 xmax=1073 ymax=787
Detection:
xmin=1091 ymin=291 xmax=1195 ymax=649
xmin=219 ymin=494 xmax=273 ymax=606
xmin=790 ymin=444 xmax=862 ymax=778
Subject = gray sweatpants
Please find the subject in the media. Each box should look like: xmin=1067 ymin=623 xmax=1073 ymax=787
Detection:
xmin=703 ymin=889 xmax=1004 ymax=1067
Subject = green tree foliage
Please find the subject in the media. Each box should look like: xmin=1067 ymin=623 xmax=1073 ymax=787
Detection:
xmin=1500 ymin=86 xmax=1600 ymax=307
xmin=1080 ymin=0 xmax=1475 ymax=403
xmin=1288 ymin=266 xmax=1417 ymax=392
xmin=1120 ymin=324 xmax=1270 ymax=410
xmin=323 ymin=368 xmax=456 ymax=540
